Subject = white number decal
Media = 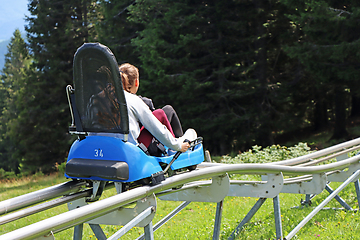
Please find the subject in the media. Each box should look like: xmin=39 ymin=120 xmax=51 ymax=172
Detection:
xmin=94 ymin=149 xmax=103 ymax=157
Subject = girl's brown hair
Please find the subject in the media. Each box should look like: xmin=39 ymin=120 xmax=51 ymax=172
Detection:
xmin=119 ymin=63 xmax=139 ymax=92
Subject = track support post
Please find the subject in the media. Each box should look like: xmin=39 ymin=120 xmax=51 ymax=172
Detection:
xmin=73 ymin=224 xmax=83 ymax=240
xmin=228 ymin=198 xmax=267 ymax=240
xmin=89 ymin=224 xmax=106 ymax=240
xmin=273 ymin=195 xmax=283 ymax=240
xmin=355 ymin=179 xmax=360 ymax=210
xmin=213 ymin=201 xmax=223 ymax=240
xmin=325 ymin=184 xmax=352 ymax=210
xmin=144 ymin=221 xmax=155 ymax=240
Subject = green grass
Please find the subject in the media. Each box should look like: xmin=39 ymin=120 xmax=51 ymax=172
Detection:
xmin=1 ymin=172 xmax=360 ymax=239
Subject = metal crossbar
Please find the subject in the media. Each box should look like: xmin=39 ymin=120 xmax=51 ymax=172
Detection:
xmin=108 ymin=206 xmax=154 ymax=240
xmin=285 ymin=170 xmax=360 ymax=239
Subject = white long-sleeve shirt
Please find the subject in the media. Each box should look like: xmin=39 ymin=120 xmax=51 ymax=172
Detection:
xmin=90 ymin=91 xmax=182 ymax=151
xmin=124 ymin=91 xmax=182 ymax=151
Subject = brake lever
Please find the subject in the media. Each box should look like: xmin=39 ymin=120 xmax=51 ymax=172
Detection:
xmin=189 ymin=137 xmax=203 ymax=150
xmin=153 ymin=137 xmax=204 ymax=183
xmin=163 ymin=139 xmax=193 ymax=173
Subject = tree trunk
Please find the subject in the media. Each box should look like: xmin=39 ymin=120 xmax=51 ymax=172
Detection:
xmin=254 ymin=0 xmax=273 ymax=147
xmin=313 ymin=89 xmax=328 ymax=131
xmin=350 ymin=94 xmax=360 ymax=117
xmin=331 ymin=87 xmax=349 ymax=139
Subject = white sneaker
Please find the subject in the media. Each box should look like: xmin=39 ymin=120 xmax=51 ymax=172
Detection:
xmin=178 ymin=128 xmax=197 ymax=143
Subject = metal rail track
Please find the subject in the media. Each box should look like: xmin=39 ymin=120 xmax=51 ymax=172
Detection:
xmin=1 ymin=137 xmax=360 ymax=239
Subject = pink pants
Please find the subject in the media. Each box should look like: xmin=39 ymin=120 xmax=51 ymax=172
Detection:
xmin=137 ymin=109 xmax=175 ymax=147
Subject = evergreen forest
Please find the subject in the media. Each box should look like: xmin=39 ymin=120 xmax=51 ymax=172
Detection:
xmin=1 ymin=0 xmax=360 ymax=175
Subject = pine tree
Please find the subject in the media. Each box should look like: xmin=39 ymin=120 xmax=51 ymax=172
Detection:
xmin=0 ymin=29 xmax=32 ymax=173
xmin=129 ymin=0 xmax=296 ymax=153
xmin=20 ymin=0 xmax=99 ymax=172
xmin=96 ymin=0 xmax=142 ymax=66
xmin=283 ymin=0 xmax=360 ymax=139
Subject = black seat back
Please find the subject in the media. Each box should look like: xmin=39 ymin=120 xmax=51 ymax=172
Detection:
xmin=71 ymin=43 xmax=129 ymax=135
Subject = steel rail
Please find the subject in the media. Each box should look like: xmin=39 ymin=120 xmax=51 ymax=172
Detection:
xmin=1 ymin=185 xmax=153 ymax=239
xmin=0 ymin=182 xmax=115 ymax=225
xmin=297 ymin=144 xmax=360 ymax=167
xmin=0 ymin=190 xmax=91 ymax=225
xmin=0 ymin=180 xmax=86 ymax=215
xmin=2 ymin=152 xmax=360 ymax=239
xmin=269 ymin=137 xmax=360 ymax=166
xmin=199 ymin=137 xmax=360 ymax=168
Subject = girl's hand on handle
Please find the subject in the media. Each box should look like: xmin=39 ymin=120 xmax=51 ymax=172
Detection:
xmin=180 ymin=141 xmax=190 ymax=152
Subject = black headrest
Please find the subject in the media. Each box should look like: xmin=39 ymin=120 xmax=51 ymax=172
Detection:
xmin=72 ymin=43 xmax=129 ymax=134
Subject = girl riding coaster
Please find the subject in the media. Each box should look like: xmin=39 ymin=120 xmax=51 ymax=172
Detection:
xmin=65 ymin=43 xmax=204 ymax=187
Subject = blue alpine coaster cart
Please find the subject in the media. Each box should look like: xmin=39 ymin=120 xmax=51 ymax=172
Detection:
xmin=64 ymin=43 xmax=204 ymax=198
